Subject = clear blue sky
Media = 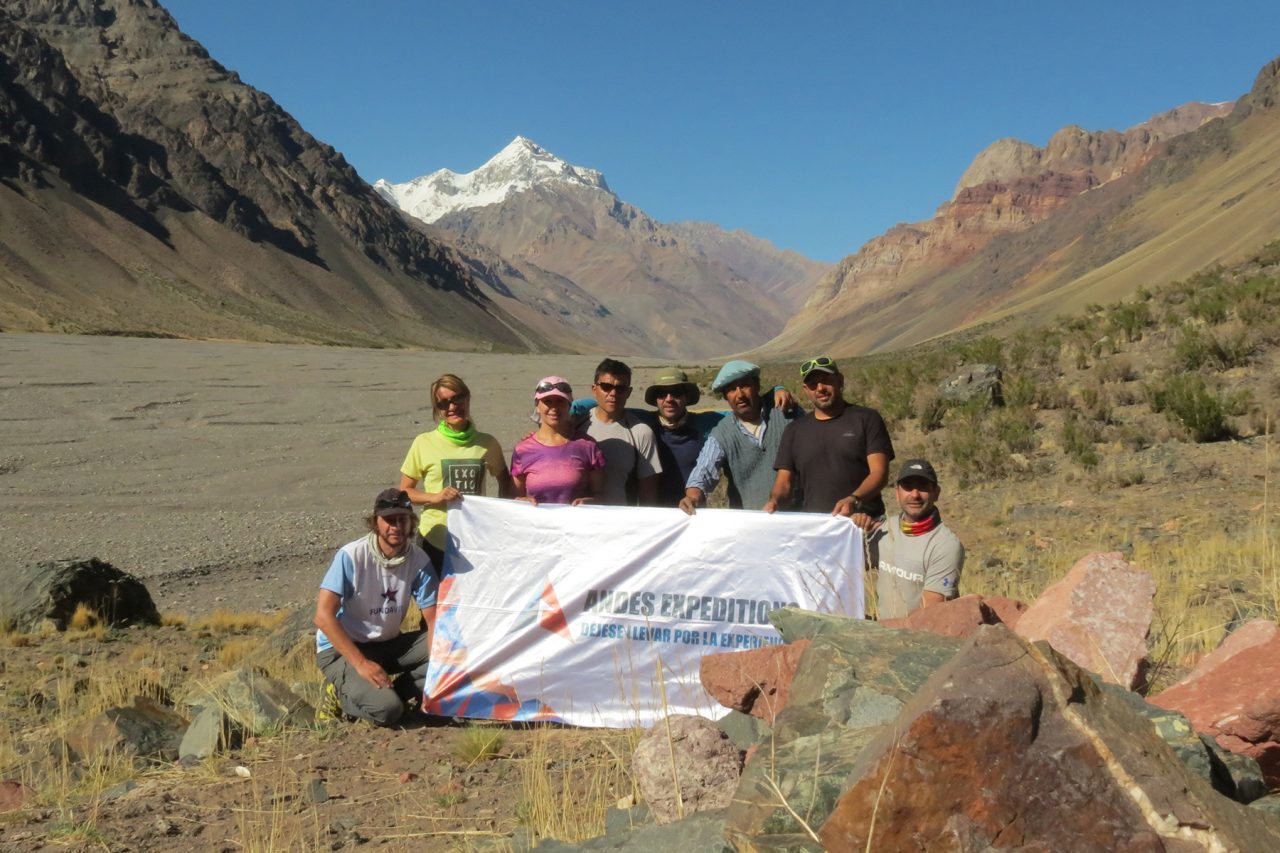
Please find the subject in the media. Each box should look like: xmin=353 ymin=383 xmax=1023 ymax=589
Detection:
xmin=163 ymin=1 xmax=1279 ymax=262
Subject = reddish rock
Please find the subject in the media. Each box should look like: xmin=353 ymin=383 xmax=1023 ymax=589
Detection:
xmin=881 ymin=594 xmax=986 ymax=637
xmin=1151 ymin=632 xmax=1280 ymax=786
xmin=1186 ymin=619 xmax=1278 ymax=683
xmin=982 ymin=595 xmax=1028 ymax=629
xmin=699 ymin=640 xmax=809 ymax=723
xmin=0 ymin=780 xmax=29 ymax=813
xmin=817 ymin=626 xmax=1280 ymax=851
xmin=1014 ymin=552 xmax=1154 ymax=689
xmin=880 ymin=594 xmax=1029 ymax=638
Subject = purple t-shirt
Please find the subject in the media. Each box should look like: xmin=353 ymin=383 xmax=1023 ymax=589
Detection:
xmin=511 ymin=434 xmax=605 ymax=504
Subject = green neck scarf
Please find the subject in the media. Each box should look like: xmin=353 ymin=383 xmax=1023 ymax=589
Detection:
xmin=437 ymin=420 xmax=476 ymax=447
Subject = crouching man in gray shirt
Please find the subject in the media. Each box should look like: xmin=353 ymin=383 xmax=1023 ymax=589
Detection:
xmin=852 ymin=459 xmax=964 ymax=620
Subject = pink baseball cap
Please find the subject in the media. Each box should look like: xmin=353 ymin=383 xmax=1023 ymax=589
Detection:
xmin=534 ymin=376 xmax=573 ymax=402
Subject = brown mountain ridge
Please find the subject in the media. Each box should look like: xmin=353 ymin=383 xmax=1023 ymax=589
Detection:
xmin=0 ymin=0 xmax=552 ymax=350
xmin=759 ymin=68 xmax=1280 ymax=358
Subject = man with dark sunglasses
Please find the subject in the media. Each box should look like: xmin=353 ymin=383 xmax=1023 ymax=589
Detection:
xmin=585 ymin=358 xmax=663 ymax=505
xmin=764 ymin=356 xmax=894 ymax=517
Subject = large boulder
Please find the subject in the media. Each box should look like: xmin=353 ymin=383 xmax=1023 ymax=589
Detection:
xmin=1014 ymin=551 xmax=1154 ymax=689
xmin=1 ymin=558 xmax=160 ymax=632
xmin=725 ymin=612 xmax=964 ymax=844
xmin=632 ymin=715 xmax=741 ymax=825
xmin=699 ymin=640 xmax=809 ymax=723
xmin=817 ymin=626 xmax=1280 ymax=851
xmin=881 ymin=593 xmax=1027 ymax=638
xmin=1150 ymin=625 xmax=1280 ymax=787
xmin=939 ymin=363 xmax=1002 ymax=405
xmin=65 ymin=697 xmax=187 ymax=764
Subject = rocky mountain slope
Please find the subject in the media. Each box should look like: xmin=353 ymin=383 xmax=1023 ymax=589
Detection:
xmin=759 ymin=78 xmax=1278 ymax=357
xmin=0 ymin=0 xmax=548 ymax=350
xmin=379 ymin=138 xmax=830 ymax=357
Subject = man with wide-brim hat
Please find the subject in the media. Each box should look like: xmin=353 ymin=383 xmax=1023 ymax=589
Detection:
xmin=853 ymin=458 xmax=964 ymax=619
xmin=637 ymin=367 xmax=721 ymax=506
xmin=680 ymin=359 xmax=800 ymax=513
xmin=314 ymin=488 xmax=437 ymax=726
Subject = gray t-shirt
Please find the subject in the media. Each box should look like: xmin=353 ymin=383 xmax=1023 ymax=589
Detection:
xmin=586 ymin=410 xmax=662 ymax=505
xmin=870 ymin=513 xmax=964 ymax=620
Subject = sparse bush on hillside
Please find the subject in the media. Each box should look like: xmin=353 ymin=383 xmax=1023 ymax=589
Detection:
xmin=1096 ymin=356 xmax=1135 ymax=384
xmin=1146 ymin=374 xmax=1230 ymax=442
xmin=1106 ymin=301 xmax=1153 ymax=343
xmin=957 ymin=335 xmax=1004 ymax=368
xmin=1061 ymin=412 xmax=1101 ymax=468
xmin=1076 ymin=383 xmax=1112 ymax=424
xmin=993 ymin=407 xmax=1038 ymax=453
xmin=1003 ymin=374 xmax=1038 ymax=409
xmin=1175 ymin=324 xmax=1256 ymax=371
xmin=915 ymin=387 xmax=947 ymax=432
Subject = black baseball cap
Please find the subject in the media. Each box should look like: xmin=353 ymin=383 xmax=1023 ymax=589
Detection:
xmin=895 ymin=459 xmax=939 ymax=485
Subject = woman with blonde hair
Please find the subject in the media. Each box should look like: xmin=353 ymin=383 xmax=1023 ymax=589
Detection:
xmin=399 ymin=374 xmax=511 ymax=571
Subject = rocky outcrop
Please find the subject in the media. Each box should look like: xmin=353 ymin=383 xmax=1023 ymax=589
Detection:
xmin=66 ymin=697 xmax=187 ymax=764
xmin=1014 ymin=551 xmax=1155 ymax=689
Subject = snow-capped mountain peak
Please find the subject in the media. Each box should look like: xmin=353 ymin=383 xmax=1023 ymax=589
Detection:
xmin=374 ymin=136 xmax=610 ymax=224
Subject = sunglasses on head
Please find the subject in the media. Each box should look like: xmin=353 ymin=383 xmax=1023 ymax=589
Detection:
xmin=596 ymin=381 xmax=630 ymax=394
xmin=800 ymin=356 xmax=836 ymax=376
xmin=536 ymin=381 xmax=572 ymax=395
xmin=434 ymin=393 xmax=469 ymax=410
xmin=375 ymin=496 xmax=411 ymax=511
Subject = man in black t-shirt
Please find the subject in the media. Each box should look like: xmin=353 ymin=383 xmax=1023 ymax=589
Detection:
xmin=764 ymin=356 xmax=895 ymax=517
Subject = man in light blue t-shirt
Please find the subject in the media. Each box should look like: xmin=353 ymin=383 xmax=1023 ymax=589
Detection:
xmin=314 ymin=488 xmax=437 ymax=726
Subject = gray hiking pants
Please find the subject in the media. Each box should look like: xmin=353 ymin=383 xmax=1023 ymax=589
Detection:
xmin=316 ymin=629 xmax=428 ymax=726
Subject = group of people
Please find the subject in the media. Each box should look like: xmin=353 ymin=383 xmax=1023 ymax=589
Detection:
xmin=314 ymin=356 xmax=966 ymax=725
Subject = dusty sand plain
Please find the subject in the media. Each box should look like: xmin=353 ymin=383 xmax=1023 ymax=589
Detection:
xmin=0 ymin=332 xmax=661 ymax=616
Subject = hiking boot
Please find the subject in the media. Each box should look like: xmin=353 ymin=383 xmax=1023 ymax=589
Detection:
xmin=316 ymin=682 xmax=344 ymax=725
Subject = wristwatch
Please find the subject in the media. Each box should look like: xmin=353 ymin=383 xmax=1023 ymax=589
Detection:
xmin=848 ymin=494 xmax=864 ymax=512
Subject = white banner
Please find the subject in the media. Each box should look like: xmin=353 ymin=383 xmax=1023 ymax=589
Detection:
xmin=423 ymin=496 xmax=863 ymax=728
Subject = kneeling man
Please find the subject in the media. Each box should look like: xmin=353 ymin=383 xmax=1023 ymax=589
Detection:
xmin=315 ymin=488 xmax=436 ymax=726
xmin=857 ymin=459 xmax=964 ymax=620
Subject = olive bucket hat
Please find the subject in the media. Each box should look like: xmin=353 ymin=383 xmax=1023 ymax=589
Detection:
xmin=644 ymin=368 xmax=701 ymax=407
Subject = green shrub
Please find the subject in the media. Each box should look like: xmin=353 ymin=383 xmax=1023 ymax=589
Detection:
xmin=957 ymin=335 xmax=1004 ymax=368
xmin=1147 ymin=374 xmax=1230 ymax=442
xmin=1003 ymin=374 xmax=1039 ymax=408
xmin=1061 ymin=413 xmax=1101 ymax=468
xmin=994 ymin=407 xmax=1038 ymax=453
xmin=915 ymin=388 xmax=947 ymax=432
xmin=1107 ymin=301 xmax=1152 ymax=343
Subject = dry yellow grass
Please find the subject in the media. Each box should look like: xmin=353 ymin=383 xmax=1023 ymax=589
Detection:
xmin=517 ymin=726 xmax=639 ymax=845
xmin=192 ymin=609 xmax=289 ymax=635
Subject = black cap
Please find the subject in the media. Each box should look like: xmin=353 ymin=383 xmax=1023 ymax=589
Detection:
xmin=373 ymin=488 xmax=414 ymax=517
xmin=895 ymin=459 xmax=939 ymax=485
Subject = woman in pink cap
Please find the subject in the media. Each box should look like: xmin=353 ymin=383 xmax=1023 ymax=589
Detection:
xmin=510 ymin=376 xmax=604 ymax=505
